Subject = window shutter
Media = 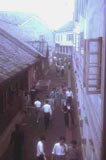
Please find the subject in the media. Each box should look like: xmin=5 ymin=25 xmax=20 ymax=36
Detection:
xmin=84 ymin=37 xmax=102 ymax=94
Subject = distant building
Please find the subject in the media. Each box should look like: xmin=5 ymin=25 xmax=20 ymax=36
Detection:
xmin=54 ymin=21 xmax=74 ymax=56
xmin=0 ymin=11 xmax=55 ymax=57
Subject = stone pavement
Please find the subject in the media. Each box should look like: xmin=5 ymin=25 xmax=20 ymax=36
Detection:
xmin=1 ymin=64 xmax=82 ymax=160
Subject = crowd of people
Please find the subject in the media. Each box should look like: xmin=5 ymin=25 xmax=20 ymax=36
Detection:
xmin=9 ymin=55 xmax=80 ymax=160
xmin=33 ymin=86 xmax=74 ymax=130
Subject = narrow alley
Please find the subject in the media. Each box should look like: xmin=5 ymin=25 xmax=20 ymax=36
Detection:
xmin=0 ymin=1 xmax=106 ymax=160
xmin=1 ymin=56 xmax=82 ymax=160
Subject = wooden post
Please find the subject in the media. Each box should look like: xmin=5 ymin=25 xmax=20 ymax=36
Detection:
xmin=101 ymin=5 xmax=106 ymax=159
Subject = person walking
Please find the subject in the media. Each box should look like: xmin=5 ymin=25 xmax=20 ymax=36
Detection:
xmin=62 ymin=104 xmax=69 ymax=128
xmin=34 ymin=98 xmax=42 ymax=123
xmin=65 ymin=88 xmax=73 ymax=105
xmin=51 ymin=136 xmax=68 ymax=160
xmin=60 ymin=64 xmax=65 ymax=77
xmin=50 ymin=88 xmax=56 ymax=108
xmin=42 ymin=100 xmax=52 ymax=130
xmin=60 ymin=89 xmax=66 ymax=109
xmin=66 ymin=101 xmax=74 ymax=126
xmin=36 ymin=136 xmax=46 ymax=160
xmin=23 ymin=91 xmax=31 ymax=113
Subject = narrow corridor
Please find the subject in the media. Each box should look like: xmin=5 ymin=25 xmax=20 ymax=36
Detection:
xmin=1 ymin=57 xmax=82 ymax=160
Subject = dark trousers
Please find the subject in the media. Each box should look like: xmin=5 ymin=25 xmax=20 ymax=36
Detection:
xmin=67 ymin=97 xmax=72 ymax=105
xmin=44 ymin=113 xmax=50 ymax=130
xmin=53 ymin=155 xmax=66 ymax=160
xmin=35 ymin=108 xmax=40 ymax=122
xmin=69 ymin=110 xmax=74 ymax=125
xmin=64 ymin=113 xmax=69 ymax=128
xmin=37 ymin=154 xmax=45 ymax=160
xmin=61 ymin=69 xmax=64 ymax=77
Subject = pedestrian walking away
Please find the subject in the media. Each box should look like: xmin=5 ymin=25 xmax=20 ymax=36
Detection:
xmin=60 ymin=89 xmax=66 ymax=109
xmin=36 ymin=136 xmax=46 ymax=160
xmin=66 ymin=101 xmax=75 ymax=126
xmin=42 ymin=100 xmax=52 ymax=130
xmin=60 ymin=64 xmax=65 ymax=77
xmin=66 ymin=88 xmax=73 ymax=105
xmin=62 ymin=104 xmax=69 ymax=128
xmin=34 ymin=98 xmax=42 ymax=123
xmin=23 ymin=91 xmax=31 ymax=113
xmin=51 ymin=136 xmax=68 ymax=160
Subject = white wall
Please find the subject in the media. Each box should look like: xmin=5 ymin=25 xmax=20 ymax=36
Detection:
xmin=55 ymin=31 xmax=73 ymax=46
xmin=73 ymin=1 xmax=105 ymax=159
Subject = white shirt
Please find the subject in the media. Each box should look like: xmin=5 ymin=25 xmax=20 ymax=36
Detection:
xmin=42 ymin=104 xmax=52 ymax=115
xmin=52 ymin=143 xmax=68 ymax=155
xmin=66 ymin=90 xmax=73 ymax=98
xmin=34 ymin=100 xmax=41 ymax=108
xmin=61 ymin=65 xmax=65 ymax=70
xmin=36 ymin=141 xmax=45 ymax=156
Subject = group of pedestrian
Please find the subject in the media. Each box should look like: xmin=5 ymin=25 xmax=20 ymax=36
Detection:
xmin=34 ymin=97 xmax=52 ymax=130
xmin=9 ymin=55 xmax=79 ymax=160
xmin=36 ymin=136 xmax=68 ymax=160
xmin=36 ymin=81 xmax=79 ymax=160
xmin=36 ymin=135 xmax=79 ymax=160
xmin=62 ymin=87 xmax=74 ymax=128
xmin=55 ymin=63 xmax=65 ymax=77
xmin=33 ymin=85 xmax=69 ymax=130
xmin=33 ymin=85 xmax=75 ymax=129
xmin=54 ymin=57 xmax=65 ymax=77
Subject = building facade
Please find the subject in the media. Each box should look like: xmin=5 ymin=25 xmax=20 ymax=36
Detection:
xmin=73 ymin=0 xmax=105 ymax=160
xmin=54 ymin=21 xmax=74 ymax=56
xmin=0 ymin=27 xmax=47 ymax=158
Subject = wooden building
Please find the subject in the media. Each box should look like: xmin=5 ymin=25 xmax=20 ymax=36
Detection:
xmin=0 ymin=27 xmax=47 ymax=157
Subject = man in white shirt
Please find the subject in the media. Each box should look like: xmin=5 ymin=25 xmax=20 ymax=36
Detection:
xmin=52 ymin=136 xmax=68 ymax=160
xmin=42 ymin=100 xmax=52 ymax=130
xmin=66 ymin=88 xmax=73 ymax=104
xmin=36 ymin=136 xmax=46 ymax=160
xmin=34 ymin=98 xmax=42 ymax=123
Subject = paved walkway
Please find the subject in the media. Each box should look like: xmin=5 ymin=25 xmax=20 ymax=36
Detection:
xmin=1 ymin=64 xmax=82 ymax=160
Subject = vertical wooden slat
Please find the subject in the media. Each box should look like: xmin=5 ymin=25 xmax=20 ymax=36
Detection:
xmin=83 ymin=39 xmax=87 ymax=86
xmin=84 ymin=37 xmax=102 ymax=94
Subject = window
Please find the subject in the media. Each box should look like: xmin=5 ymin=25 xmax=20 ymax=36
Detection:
xmin=80 ymin=32 xmax=84 ymax=50
xmin=83 ymin=37 xmax=102 ymax=94
xmin=61 ymin=34 xmax=62 ymax=41
xmin=67 ymin=34 xmax=73 ymax=41
xmin=74 ymin=33 xmax=80 ymax=52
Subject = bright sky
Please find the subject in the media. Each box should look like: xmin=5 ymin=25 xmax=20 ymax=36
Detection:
xmin=0 ymin=0 xmax=74 ymax=29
